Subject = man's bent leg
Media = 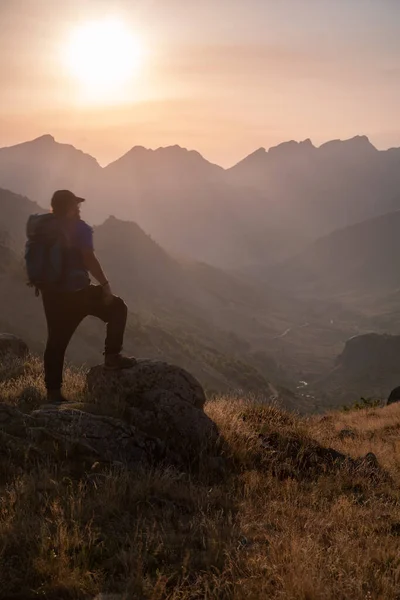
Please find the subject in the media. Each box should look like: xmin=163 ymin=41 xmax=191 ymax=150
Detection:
xmin=86 ymin=286 xmax=134 ymax=369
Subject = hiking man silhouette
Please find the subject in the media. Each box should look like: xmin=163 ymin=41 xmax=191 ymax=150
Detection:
xmin=33 ymin=190 xmax=135 ymax=404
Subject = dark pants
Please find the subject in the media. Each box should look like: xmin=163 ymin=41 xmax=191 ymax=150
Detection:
xmin=42 ymin=285 xmax=128 ymax=390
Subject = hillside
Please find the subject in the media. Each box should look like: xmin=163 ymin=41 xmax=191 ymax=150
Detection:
xmin=2 ymin=350 xmax=400 ymax=599
xmin=269 ymin=209 xmax=400 ymax=306
xmin=0 ymin=188 xmax=44 ymax=251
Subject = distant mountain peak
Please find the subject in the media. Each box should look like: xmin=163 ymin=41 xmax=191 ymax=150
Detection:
xmin=268 ymin=138 xmax=316 ymax=157
xmin=125 ymin=144 xmax=210 ymax=162
xmin=319 ymin=135 xmax=377 ymax=153
xmin=0 ymin=134 xmax=100 ymax=168
xmin=32 ymin=134 xmax=55 ymax=144
xmin=252 ymin=147 xmax=267 ymax=156
xmin=106 ymin=143 xmax=222 ymax=175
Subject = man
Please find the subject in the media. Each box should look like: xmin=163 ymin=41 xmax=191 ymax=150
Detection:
xmin=41 ymin=190 xmax=135 ymax=404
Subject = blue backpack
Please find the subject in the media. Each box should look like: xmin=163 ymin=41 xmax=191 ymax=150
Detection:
xmin=25 ymin=214 xmax=68 ymax=294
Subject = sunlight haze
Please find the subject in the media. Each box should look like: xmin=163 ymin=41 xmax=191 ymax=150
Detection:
xmin=1 ymin=0 xmax=399 ymax=165
xmin=64 ymin=18 xmax=145 ymax=104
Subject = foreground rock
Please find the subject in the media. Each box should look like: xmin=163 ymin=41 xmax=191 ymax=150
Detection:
xmin=0 ymin=403 xmax=165 ymax=470
xmin=87 ymin=360 xmax=206 ymax=409
xmin=0 ymin=357 xmax=219 ymax=472
xmin=87 ymin=360 xmax=218 ymax=457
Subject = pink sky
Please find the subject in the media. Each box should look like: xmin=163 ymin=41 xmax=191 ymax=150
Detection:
xmin=1 ymin=0 xmax=399 ymax=166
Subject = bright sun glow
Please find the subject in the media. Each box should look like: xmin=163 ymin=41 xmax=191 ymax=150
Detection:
xmin=65 ymin=18 xmax=144 ymax=102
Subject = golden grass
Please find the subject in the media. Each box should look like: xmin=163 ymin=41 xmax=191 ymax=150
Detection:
xmin=2 ymin=360 xmax=400 ymax=598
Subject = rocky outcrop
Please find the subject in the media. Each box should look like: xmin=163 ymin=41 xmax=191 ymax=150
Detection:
xmin=87 ymin=360 xmax=218 ymax=457
xmin=0 ymin=333 xmax=29 ymax=359
xmin=315 ymin=333 xmax=400 ymax=405
xmin=337 ymin=334 xmax=400 ymax=373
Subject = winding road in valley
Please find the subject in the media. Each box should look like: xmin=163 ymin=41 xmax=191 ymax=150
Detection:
xmin=273 ymin=322 xmax=310 ymax=340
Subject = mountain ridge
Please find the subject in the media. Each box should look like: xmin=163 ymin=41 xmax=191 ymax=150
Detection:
xmin=2 ymin=133 xmax=396 ymax=170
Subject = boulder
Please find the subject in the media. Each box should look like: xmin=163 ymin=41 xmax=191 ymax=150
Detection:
xmin=387 ymin=386 xmax=400 ymax=405
xmin=31 ymin=407 xmax=166 ymax=467
xmin=87 ymin=360 xmax=206 ymax=409
xmin=87 ymin=360 xmax=218 ymax=457
xmin=0 ymin=402 xmax=166 ymax=470
xmin=0 ymin=334 xmax=29 ymax=359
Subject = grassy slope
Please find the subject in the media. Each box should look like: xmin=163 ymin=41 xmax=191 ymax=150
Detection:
xmin=2 ymin=357 xmax=400 ymax=599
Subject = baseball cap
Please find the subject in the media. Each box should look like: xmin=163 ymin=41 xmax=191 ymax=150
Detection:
xmin=51 ymin=190 xmax=85 ymax=212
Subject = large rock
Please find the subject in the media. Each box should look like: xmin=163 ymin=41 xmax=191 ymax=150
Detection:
xmin=0 ymin=402 xmax=165 ymax=470
xmin=87 ymin=360 xmax=206 ymax=409
xmin=0 ymin=333 xmax=29 ymax=359
xmin=87 ymin=360 xmax=218 ymax=457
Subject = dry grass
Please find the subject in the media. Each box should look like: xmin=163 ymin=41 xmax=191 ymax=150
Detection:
xmin=2 ymin=360 xmax=400 ymax=598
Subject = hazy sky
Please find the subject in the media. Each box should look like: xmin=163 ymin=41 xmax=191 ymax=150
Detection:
xmin=1 ymin=0 xmax=400 ymax=166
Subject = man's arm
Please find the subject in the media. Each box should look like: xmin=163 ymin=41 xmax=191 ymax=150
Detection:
xmin=82 ymin=248 xmax=108 ymax=285
xmin=82 ymin=248 xmax=113 ymax=303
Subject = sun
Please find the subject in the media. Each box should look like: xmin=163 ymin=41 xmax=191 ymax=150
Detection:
xmin=64 ymin=18 xmax=144 ymax=102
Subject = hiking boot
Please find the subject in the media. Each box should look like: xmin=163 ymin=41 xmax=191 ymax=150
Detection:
xmin=104 ymin=353 xmax=137 ymax=371
xmin=46 ymin=389 xmax=67 ymax=406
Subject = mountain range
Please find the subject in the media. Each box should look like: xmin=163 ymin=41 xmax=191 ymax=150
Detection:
xmin=3 ymin=134 xmax=400 ymax=269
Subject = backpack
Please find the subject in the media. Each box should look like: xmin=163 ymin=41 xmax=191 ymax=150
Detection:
xmin=25 ymin=214 xmax=68 ymax=294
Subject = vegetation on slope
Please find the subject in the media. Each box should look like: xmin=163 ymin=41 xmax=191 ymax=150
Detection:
xmin=1 ymin=356 xmax=400 ymax=599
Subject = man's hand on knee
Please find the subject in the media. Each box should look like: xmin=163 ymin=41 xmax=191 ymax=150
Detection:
xmin=102 ymin=283 xmax=114 ymax=306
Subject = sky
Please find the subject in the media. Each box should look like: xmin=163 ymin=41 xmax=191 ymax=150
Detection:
xmin=1 ymin=0 xmax=400 ymax=166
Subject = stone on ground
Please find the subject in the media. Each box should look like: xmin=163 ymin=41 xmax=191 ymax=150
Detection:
xmin=87 ymin=360 xmax=218 ymax=456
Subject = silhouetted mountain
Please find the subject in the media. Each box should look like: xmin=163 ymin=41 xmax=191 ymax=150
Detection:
xmin=0 ymin=135 xmax=101 ymax=208
xmin=100 ymin=145 xmax=251 ymax=266
xmin=105 ymin=144 xmax=223 ymax=185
